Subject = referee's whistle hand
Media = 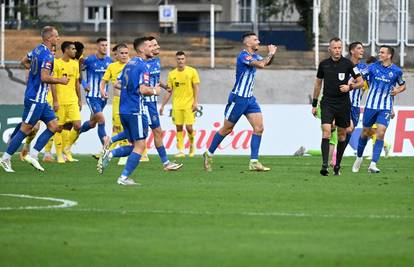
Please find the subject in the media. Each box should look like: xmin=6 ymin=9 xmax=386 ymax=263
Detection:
xmin=339 ymin=84 xmax=350 ymax=92
xmin=311 ymin=107 xmax=317 ymax=117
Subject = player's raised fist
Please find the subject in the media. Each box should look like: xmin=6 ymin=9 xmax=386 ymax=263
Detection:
xmin=268 ymin=45 xmax=277 ymax=55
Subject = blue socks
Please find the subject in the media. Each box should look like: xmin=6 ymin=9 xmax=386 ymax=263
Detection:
xmin=208 ymin=133 xmax=225 ymax=154
xmin=79 ymin=121 xmax=92 ymax=134
xmin=357 ymin=136 xmax=369 ymax=157
xmin=10 ymin=123 xmax=22 ymax=141
xmin=250 ymin=134 xmax=262 ymax=160
xmin=98 ymin=123 xmax=106 ymax=144
xmin=372 ymin=139 xmax=384 ymax=163
xmin=6 ymin=130 xmax=27 ymax=155
xmin=121 ymin=152 xmax=141 ymax=177
xmin=112 ymin=145 xmax=133 ymax=158
xmin=111 ymin=131 xmax=127 ymax=143
xmin=156 ymin=146 xmax=168 ymax=164
xmin=33 ymin=128 xmax=54 ymax=152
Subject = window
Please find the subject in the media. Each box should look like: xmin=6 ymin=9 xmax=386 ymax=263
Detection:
xmin=84 ymin=6 xmax=112 ymax=23
xmin=239 ymin=0 xmax=252 ymax=22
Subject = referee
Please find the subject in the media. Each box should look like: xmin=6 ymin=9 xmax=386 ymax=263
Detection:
xmin=311 ymin=37 xmax=364 ymax=176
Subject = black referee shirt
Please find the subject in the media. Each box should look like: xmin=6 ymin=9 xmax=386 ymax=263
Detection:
xmin=316 ymin=56 xmax=361 ymax=102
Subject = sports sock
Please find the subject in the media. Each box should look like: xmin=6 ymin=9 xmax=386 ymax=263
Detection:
xmin=208 ymin=132 xmax=225 ymax=155
xmin=121 ymin=152 xmax=141 ymax=177
xmin=111 ymin=145 xmax=133 ymax=158
xmin=79 ymin=121 xmax=92 ymax=134
xmin=335 ymin=140 xmax=347 ymax=167
xmin=9 ymin=123 xmax=22 ymax=141
xmin=357 ymin=136 xmax=369 ymax=157
xmin=156 ymin=145 xmax=169 ymax=165
xmin=97 ymin=123 xmax=106 ymax=144
xmin=250 ymin=134 xmax=262 ymax=160
xmin=189 ymin=131 xmax=195 ymax=146
xmin=176 ymin=131 xmax=184 ymax=151
xmin=321 ymin=138 xmax=330 ymax=167
xmin=111 ymin=131 xmax=127 ymax=143
xmin=44 ymin=137 xmax=54 ymax=153
xmin=54 ymin=132 xmax=63 ymax=156
xmin=372 ymin=139 xmax=384 ymax=163
xmin=69 ymin=128 xmax=80 ymax=146
xmin=33 ymin=128 xmax=55 ymax=156
xmin=6 ymin=130 xmax=27 ymax=157
xmin=25 ymin=128 xmax=38 ymax=145
xmin=62 ymin=129 xmax=70 ymax=151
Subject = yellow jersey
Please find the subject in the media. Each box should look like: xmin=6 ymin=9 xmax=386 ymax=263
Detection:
xmin=167 ymin=66 xmax=200 ymax=109
xmin=102 ymin=61 xmax=126 ymax=83
xmin=53 ymin=58 xmax=80 ymax=105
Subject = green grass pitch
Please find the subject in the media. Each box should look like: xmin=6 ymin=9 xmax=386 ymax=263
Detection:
xmin=0 ymin=155 xmax=413 ymax=267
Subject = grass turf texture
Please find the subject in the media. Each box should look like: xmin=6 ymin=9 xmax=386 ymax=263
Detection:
xmin=0 ymin=155 xmax=413 ymax=267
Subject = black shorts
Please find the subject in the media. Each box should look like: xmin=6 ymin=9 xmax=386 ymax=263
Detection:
xmin=320 ymin=100 xmax=350 ymax=128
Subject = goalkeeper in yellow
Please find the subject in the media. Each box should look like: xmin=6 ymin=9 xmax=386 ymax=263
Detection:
xmin=160 ymin=51 xmax=200 ymax=157
xmin=99 ymin=43 xmax=130 ymax=165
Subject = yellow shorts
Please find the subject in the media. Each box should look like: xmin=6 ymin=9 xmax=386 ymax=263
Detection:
xmin=56 ymin=103 xmax=81 ymax=125
xmin=172 ymin=108 xmax=195 ymax=125
xmin=112 ymin=96 xmax=122 ymax=128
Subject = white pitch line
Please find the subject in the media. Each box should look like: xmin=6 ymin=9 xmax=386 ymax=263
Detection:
xmin=0 ymin=194 xmax=78 ymax=211
xmin=65 ymin=208 xmax=414 ymax=220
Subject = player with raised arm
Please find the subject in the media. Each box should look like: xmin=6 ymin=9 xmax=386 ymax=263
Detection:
xmin=202 ymin=32 xmax=276 ymax=172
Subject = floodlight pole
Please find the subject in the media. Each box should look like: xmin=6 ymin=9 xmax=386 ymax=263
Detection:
xmin=106 ymin=4 xmax=111 ymax=56
xmin=210 ymin=4 xmax=215 ymax=69
xmin=1 ymin=2 xmax=5 ymax=68
xmin=313 ymin=0 xmax=320 ymax=69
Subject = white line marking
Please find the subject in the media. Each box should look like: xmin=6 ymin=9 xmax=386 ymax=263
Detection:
xmin=0 ymin=194 xmax=78 ymax=211
xmin=64 ymin=208 xmax=414 ymax=220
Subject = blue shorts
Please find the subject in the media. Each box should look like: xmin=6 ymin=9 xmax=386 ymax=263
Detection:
xmin=120 ymin=113 xmax=148 ymax=142
xmin=86 ymin=97 xmax=107 ymax=114
xmin=22 ymin=99 xmax=56 ymax=126
xmin=362 ymin=108 xmax=391 ymax=128
xmin=143 ymin=101 xmax=160 ymax=129
xmin=224 ymin=94 xmax=261 ymax=124
xmin=350 ymin=106 xmax=361 ymax=127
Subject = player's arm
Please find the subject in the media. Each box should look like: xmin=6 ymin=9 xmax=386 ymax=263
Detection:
xmin=21 ymin=55 xmax=31 ymax=69
xmin=249 ymin=45 xmax=277 ymax=69
xmin=192 ymin=83 xmax=200 ymax=112
xmin=139 ymin=83 xmax=161 ymax=96
xmin=159 ymin=81 xmax=171 ymax=92
xmin=341 ymin=65 xmax=364 ymax=92
xmin=75 ymin=79 xmax=82 ymax=111
xmin=100 ymin=65 xmax=112 ymax=98
xmin=50 ymin=84 xmax=59 ymax=112
xmin=41 ymin=68 xmax=68 ymax=85
xmin=311 ymin=78 xmax=323 ymax=117
xmin=391 ymin=72 xmax=406 ymax=96
xmin=159 ymin=90 xmax=172 ymax=116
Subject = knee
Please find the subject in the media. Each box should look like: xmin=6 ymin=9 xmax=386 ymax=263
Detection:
xmin=73 ymin=123 xmax=81 ymax=131
xmin=220 ymin=126 xmax=233 ymax=136
xmin=252 ymin=125 xmax=264 ymax=134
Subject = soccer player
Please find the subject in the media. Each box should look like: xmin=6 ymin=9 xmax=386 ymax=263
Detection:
xmin=141 ymin=36 xmax=183 ymax=169
xmin=98 ymin=37 xmax=161 ymax=185
xmin=50 ymin=41 xmax=82 ymax=163
xmin=202 ymin=32 xmax=276 ymax=172
xmin=0 ymin=26 xmax=69 ymax=172
xmin=352 ymin=46 xmax=406 ymax=173
xmin=311 ymin=37 xmax=363 ymax=176
xmin=160 ymin=51 xmax=200 ymax=158
xmin=100 ymin=43 xmax=130 ymax=165
xmin=100 ymin=38 xmax=182 ymax=172
xmin=79 ymin=38 xmax=112 ymax=145
xmin=345 ymin=42 xmax=368 ymax=147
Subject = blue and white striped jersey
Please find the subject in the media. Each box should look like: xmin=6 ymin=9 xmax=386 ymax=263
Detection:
xmin=349 ymin=62 xmax=368 ymax=107
xmin=83 ymin=54 xmax=112 ymax=98
xmin=365 ymin=61 xmax=405 ymax=110
xmin=119 ymin=57 xmax=150 ymax=115
xmin=25 ymin=44 xmax=54 ymax=104
xmin=144 ymin=57 xmax=160 ymax=103
xmin=231 ymin=50 xmax=263 ymax=98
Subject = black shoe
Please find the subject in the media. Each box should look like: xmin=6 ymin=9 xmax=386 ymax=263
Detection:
xmin=320 ymin=165 xmax=329 ymax=176
xmin=333 ymin=165 xmax=341 ymax=176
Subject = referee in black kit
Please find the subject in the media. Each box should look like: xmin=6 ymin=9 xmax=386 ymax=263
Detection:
xmin=311 ymin=37 xmax=364 ymax=176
